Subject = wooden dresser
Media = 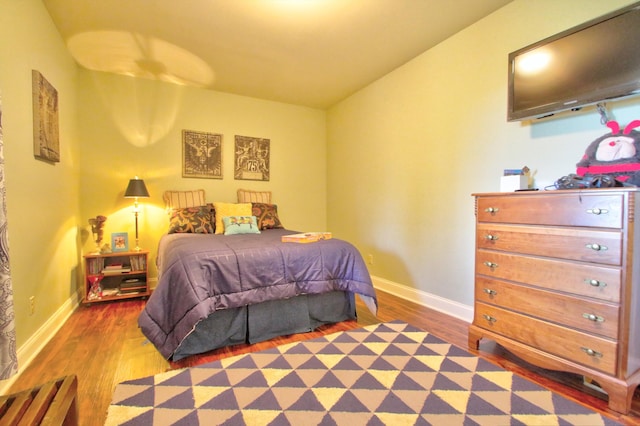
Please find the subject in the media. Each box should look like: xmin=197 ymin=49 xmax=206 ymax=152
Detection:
xmin=469 ymin=188 xmax=640 ymax=414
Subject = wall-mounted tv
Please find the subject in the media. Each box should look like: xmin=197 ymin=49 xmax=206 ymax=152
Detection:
xmin=508 ymin=2 xmax=640 ymax=122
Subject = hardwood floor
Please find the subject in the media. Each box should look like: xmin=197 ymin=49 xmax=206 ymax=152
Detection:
xmin=6 ymin=290 xmax=640 ymax=425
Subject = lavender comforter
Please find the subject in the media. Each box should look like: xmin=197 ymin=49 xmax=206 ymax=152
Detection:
xmin=139 ymin=229 xmax=378 ymax=359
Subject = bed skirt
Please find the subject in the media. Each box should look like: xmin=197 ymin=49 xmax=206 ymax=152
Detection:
xmin=171 ymin=291 xmax=355 ymax=361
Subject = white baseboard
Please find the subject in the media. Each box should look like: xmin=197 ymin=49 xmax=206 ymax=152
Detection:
xmin=0 ymin=292 xmax=79 ymax=395
xmin=371 ymin=275 xmax=473 ymax=324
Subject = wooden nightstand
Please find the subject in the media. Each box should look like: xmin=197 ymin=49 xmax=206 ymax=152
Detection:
xmin=83 ymin=250 xmax=149 ymax=305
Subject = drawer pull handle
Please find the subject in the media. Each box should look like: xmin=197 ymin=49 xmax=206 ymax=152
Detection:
xmin=581 ymin=347 xmax=603 ymax=358
xmin=585 ymin=243 xmax=607 ymax=251
xmin=485 ymin=234 xmax=499 ymax=241
xmin=484 ymin=207 xmax=499 ymax=213
xmin=483 ymin=261 xmax=498 ymax=269
xmin=483 ymin=288 xmax=497 ymax=296
xmin=582 ymin=313 xmax=605 ymax=323
xmin=482 ymin=314 xmax=497 ymax=323
xmin=586 ymin=208 xmax=609 ymax=215
xmin=585 ymin=279 xmax=607 ymax=288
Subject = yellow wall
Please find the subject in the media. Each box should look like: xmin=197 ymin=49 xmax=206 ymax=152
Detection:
xmin=327 ymin=0 xmax=640 ymax=306
xmin=76 ymin=70 xmax=327 ymax=277
xmin=0 ymin=0 xmax=327 ymax=359
xmin=0 ymin=0 xmax=81 ymax=350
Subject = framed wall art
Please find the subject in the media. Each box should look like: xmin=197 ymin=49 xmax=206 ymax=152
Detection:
xmin=32 ymin=70 xmax=60 ymax=163
xmin=111 ymin=232 xmax=129 ymax=252
xmin=182 ymin=130 xmax=223 ymax=179
xmin=234 ymin=135 xmax=270 ymax=181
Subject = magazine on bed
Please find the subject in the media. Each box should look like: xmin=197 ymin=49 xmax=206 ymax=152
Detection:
xmin=281 ymin=232 xmax=332 ymax=243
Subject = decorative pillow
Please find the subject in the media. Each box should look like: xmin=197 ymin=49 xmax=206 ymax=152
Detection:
xmin=168 ymin=206 xmax=214 ymax=234
xmin=213 ymin=202 xmax=252 ymax=234
xmin=252 ymin=203 xmax=284 ymax=230
xmin=163 ymin=189 xmax=206 ymax=209
xmin=237 ymin=189 xmax=272 ymax=204
xmin=222 ymin=216 xmax=261 ymax=235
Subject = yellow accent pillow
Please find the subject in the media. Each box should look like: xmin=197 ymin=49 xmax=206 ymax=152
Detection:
xmin=213 ymin=202 xmax=252 ymax=234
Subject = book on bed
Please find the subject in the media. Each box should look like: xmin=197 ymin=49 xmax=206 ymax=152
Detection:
xmin=281 ymin=232 xmax=332 ymax=243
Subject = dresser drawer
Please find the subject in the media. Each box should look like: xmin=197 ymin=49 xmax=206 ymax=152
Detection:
xmin=477 ymin=224 xmax=622 ymax=265
xmin=474 ymin=302 xmax=617 ymax=375
xmin=477 ymin=193 xmax=623 ymax=228
xmin=475 ymin=277 xmax=619 ymax=339
xmin=475 ymin=251 xmax=621 ymax=302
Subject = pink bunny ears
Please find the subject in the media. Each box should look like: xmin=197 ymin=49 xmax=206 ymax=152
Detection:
xmin=607 ymin=120 xmax=640 ymax=135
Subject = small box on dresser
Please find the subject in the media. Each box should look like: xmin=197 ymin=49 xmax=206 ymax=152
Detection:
xmin=469 ymin=188 xmax=640 ymax=414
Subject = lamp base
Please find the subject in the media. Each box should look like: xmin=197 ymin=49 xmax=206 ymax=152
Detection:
xmin=133 ymin=211 xmax=142 ymax=252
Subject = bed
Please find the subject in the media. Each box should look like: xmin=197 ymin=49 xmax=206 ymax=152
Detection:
xmin=138 ymin=190 xmax=378 ymax=360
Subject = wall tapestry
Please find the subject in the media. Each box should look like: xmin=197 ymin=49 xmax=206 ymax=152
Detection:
xmin=182 ymin=130 xmax=223 ymax=179
xmin=32 ymin=70 xmax=60 ymax=163
xmin=0 ymin=94 xmax=17 ymax=379
xmin=234 ymin=135 xmax=270 ymax=181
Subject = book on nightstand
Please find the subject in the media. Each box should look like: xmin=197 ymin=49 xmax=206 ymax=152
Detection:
xmin=281 ymin=232 xmax=332 ymax=243
xmin=120 ymin=278 xmax=143 ymax=289
xmin=101 ymin=266 xmax=131 ymax=274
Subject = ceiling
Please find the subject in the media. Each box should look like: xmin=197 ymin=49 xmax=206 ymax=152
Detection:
xmin=42 ymin=0 xmax=512 ymax=109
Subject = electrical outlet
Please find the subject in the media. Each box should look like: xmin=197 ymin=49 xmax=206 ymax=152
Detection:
xmin=29 ymin=296 xmax=35 ymax=315
xmin=367 ymin=254 xmax=374 ymax=265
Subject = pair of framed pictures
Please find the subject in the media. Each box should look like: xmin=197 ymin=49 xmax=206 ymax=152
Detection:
xmin=182 ymin=130 xmax=270 ymax=181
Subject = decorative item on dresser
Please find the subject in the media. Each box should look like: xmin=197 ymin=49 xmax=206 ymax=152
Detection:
xmin=469 ymin=188 xmax=640 ymax=414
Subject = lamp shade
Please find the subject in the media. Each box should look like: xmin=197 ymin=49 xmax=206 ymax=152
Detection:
xmin=124 ymin=178 xmax=150 ymax=198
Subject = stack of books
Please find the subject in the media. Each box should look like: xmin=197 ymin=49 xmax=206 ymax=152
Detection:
xmin=129 ymin=255 xmax=147 ymax=272
xmin=101 ymin=263 xmax=131 ymax=274
xmin=87 ymin=258 xmax=105 ymax=275
xmin=119 ymin=278 xmax=144 ymax=295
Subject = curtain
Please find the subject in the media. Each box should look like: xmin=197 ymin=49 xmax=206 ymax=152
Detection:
xmin=0 ymin=94 xmax=17 ymax=379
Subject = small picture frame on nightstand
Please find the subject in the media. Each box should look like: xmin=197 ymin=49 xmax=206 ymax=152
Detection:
xmin=111 ymin=232 xmax=129 ymax=252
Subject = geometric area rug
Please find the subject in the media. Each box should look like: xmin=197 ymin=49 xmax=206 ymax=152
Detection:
xmin=106 ymin=320 xmax=621 ymax=425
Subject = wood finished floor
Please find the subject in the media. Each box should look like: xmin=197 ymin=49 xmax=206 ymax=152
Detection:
xmin=6 ymin=290 xmax=640 ymax=425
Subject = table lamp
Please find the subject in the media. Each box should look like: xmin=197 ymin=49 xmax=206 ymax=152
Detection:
xmin=124 ymin=176 xmax=150 ymax=251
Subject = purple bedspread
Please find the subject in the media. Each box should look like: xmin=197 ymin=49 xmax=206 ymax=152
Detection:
xmin=138 ymin=229 xmax=378 ymax=359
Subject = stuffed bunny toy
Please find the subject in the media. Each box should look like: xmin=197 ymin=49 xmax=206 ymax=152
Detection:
xmin=576 ymin=120 xmax=640 ymax=186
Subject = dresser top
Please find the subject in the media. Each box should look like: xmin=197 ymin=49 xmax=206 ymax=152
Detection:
xmin=472 ymin=188 xmax=640 ymax=197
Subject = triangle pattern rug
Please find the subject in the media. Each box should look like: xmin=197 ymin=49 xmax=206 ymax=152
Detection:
xmin=106 ymin=320 xmax=620 ymax=425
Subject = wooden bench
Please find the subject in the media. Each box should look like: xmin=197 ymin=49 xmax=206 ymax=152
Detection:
xmin=0 ymin=375 xmax=78 ymax=425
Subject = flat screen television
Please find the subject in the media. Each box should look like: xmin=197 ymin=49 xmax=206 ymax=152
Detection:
xmin=508 ymin=2 xmax=640 ymax=122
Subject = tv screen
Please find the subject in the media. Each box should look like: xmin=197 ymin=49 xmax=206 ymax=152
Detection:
xmin=508 ymin=2 xmax=640 ymax=121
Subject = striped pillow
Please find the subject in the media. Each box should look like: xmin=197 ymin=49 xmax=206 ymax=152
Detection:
xmin=237 ymin=189 xmax=271 ymax=204
xmin=163 ymin=190 xmax=206 ymax=210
